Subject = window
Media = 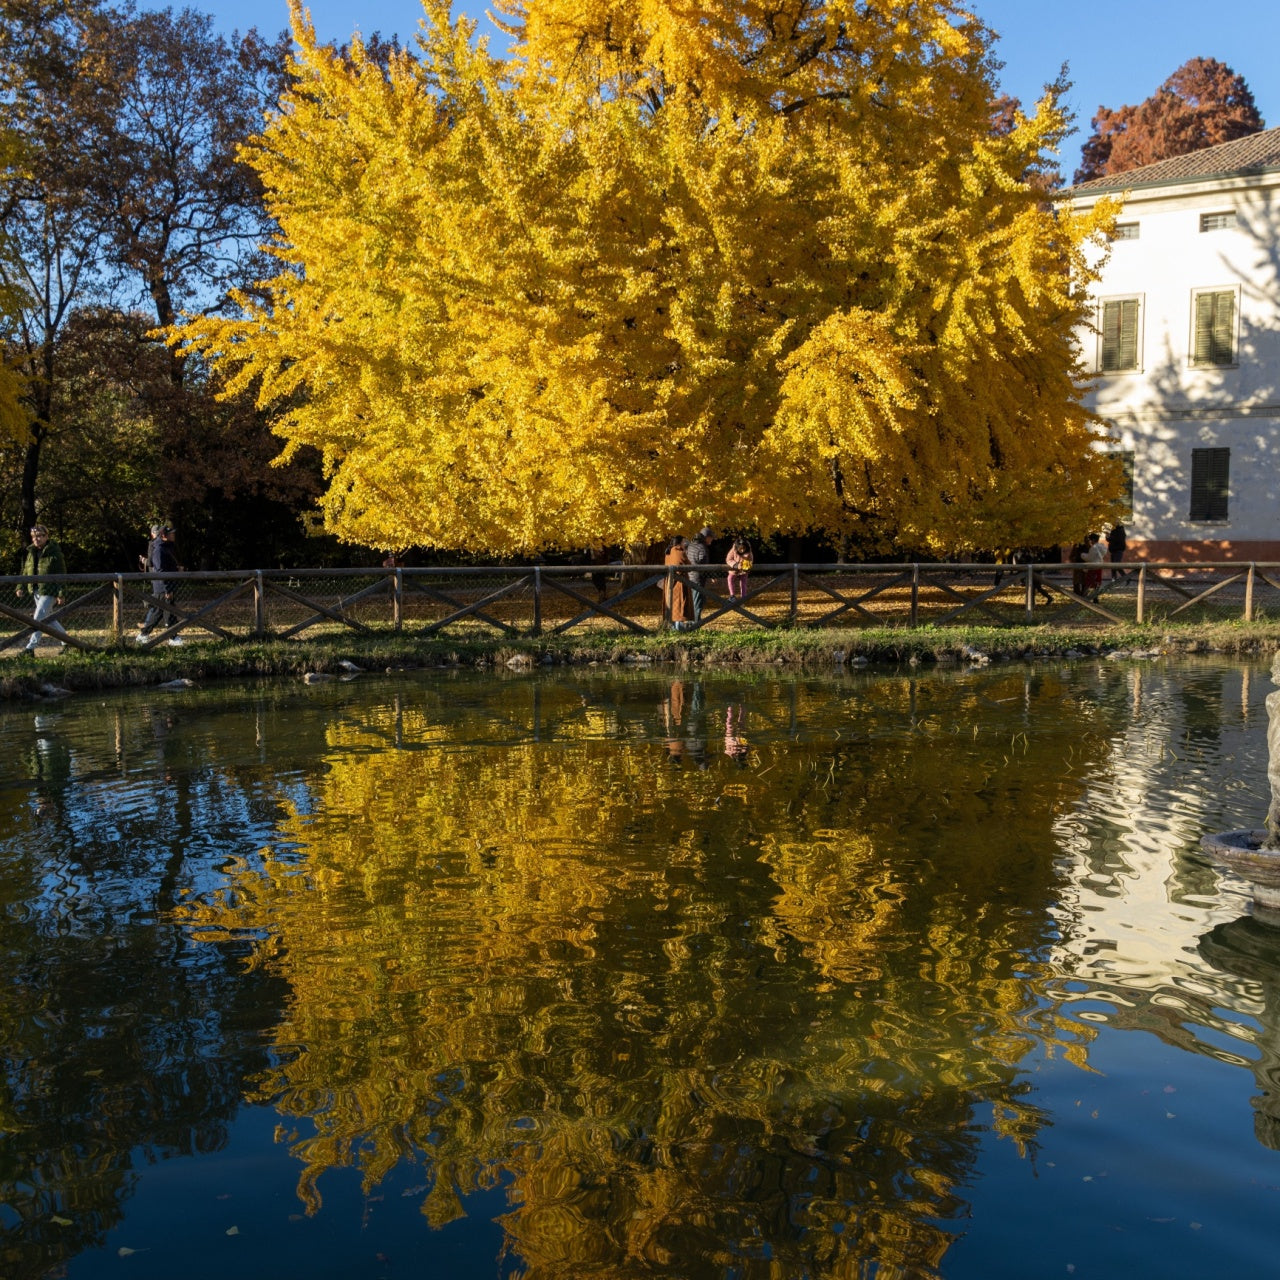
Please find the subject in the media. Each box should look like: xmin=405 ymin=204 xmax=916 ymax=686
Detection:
xmin=1112 ymin=222 xmax=1140 ymax=240
xmin=1189 ymin=447 xmax=1230 ymax=521
xmin=1104 ymin=450 xmax=1135 ymax=517
xmin=1191 ymin=288 xmax=1237 ymax=366
xmin=1199 ymin=211 xmax=1237 ymax=232
xmin=1099 ymin=298 xmax=1141 ymax=372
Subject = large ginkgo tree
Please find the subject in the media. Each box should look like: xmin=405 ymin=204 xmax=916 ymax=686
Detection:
xmin=178 ymin=0 xmax=1120 ymax=555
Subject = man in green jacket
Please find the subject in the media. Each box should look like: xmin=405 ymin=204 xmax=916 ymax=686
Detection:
xmin=18 ymin=524 xmax=68 ymax=652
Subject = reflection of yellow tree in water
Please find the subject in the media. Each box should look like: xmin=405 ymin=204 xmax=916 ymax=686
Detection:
xmin=179 ymin=673 xmax=1108 ymax=1278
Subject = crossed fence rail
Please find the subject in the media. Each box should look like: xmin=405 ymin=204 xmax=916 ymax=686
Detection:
xmin=4 ymin=562 xmax=1280 ymax=653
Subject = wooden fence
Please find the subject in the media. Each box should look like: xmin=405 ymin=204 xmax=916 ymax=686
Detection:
xmin=4 ymin=561 xmax=1280 ymax=653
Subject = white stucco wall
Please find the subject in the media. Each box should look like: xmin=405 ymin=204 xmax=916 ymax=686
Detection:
xmin=1072 ymin=173 xmax=1280 ymax=556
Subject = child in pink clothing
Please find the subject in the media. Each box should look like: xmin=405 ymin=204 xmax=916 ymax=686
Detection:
xmin=726 ymin=537 xmax=753 ymax=599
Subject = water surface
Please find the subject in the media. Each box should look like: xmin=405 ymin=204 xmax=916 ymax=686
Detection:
xmin=2 ymin=658 xmax=1279 ymax=1279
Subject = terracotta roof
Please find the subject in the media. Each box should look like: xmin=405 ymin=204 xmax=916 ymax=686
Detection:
xmin=1071 ymin=125 xmax=1280 ymax=194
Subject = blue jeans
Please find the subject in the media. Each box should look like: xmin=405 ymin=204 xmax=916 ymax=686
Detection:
xmin=26 ymin=594 xmax=67 ymax=650
xmin=140 ymin=583 xmax=176 ymax=634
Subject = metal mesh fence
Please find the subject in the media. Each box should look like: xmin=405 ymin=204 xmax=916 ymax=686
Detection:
xmin=127 ymin=575 xmax=259 ymax=646
xmin=401 ymin=570 xmax=538 ymax=637
xmin=262 ymin=572 xmax=395 ymax=639
xmin=1 ymin=579 xmax=116 ymax=652
xmin=1248 ymin=570 xmax=1280 ymax=624
xmin=3 ymin=563 xmax=1277 ymax=651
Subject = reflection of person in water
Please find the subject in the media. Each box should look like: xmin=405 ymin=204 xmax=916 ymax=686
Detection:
xmin=725 ymin=704 xmax=748 ymax=763
xmin=686 ymin=681 xmax=708 ymax=769
xmin=663 ymin=680 xmax=686 ymax=762
xmin=660 ymin=680 xmax=708 ymax=766
xmin=27 ymin=713 xmax=73 ymax=821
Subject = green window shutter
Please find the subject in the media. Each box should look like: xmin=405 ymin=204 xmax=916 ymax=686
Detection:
xmin=1194 ymin=292 xmax=1215 ymax=363
xmin=1212 ymin=291 xmax=1235 ymax=363
xmin=1101 ymin=299 xmax=1139 ymax=372
xmin=1117 ymin=450 xmax=1134 ymax=516
xmin=1189 ymin=447 xmax=1230 ymax=521
xmin=1193 ymin=290 xmax=1235 ymax=365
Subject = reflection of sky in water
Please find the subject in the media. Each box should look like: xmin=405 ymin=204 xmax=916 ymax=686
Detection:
xmin=2 ymin=661 xmax=1280 ymax=1280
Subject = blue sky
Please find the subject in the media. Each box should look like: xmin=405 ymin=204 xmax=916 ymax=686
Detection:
xmin=202 ymin=1 xmax=1279 ymax=179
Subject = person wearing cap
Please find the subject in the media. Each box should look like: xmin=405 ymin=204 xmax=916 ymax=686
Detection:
xmin=137 ymin=523 xmax=181 ymax=643
xmin=685 ymin=526 xmax=714 ymax=626
xmin=18 ymin=524 xmax=67 ymax=653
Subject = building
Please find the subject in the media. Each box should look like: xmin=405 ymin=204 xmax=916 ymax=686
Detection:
xmin=1069 ymin=127 xmax=1280 ymax=560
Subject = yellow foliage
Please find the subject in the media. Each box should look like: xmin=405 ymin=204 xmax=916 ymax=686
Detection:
xmin=0 ymin=353 xmax=28 ymax=444
xmin=0 ymin=127 xmax=32 ymax=444
xmin=176 ymin=0 xmax=1120 ymax=553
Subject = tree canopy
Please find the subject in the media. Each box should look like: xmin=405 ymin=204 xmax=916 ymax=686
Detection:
xmin=0 ymin=1 xmax=324 ymax=566
xmin=1075 ymin=57 xmax=1265 ymax=184
xmin=179 ymin=0 xmax=1121 ymax=556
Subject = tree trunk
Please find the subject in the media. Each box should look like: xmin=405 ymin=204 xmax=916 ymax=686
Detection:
xmin=147 ymin=273 xmax=186 ymax=388
xmin=20 ymin=427 xmax=45 ymax=535
xmin=19 ymin=344 xmax=53 ymax=535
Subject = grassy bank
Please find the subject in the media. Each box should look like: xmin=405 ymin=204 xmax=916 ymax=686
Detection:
xmin=5 ymin=619 xmax=1280 ymax=701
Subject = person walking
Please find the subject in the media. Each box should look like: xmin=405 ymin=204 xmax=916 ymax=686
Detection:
xmin=726 ymin=536 xmax=752 ymax=600
xmin=663 ymin=536 xmax=692 ymax=631
xmin=137 ymin=523 xmax=182 ymax=643
xmin=18 ymin=524 xmax=68 ymax=653
xmin=685 ymin=526 xmax=714 ymax=625
xmin=1107 ymin=523 xmax=1127 ymax=578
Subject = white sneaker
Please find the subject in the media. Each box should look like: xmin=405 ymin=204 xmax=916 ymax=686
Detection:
xmin=166 ymin=636 xmax=185 ymax=646
xmin=133 ymin=633 xmax=148 ymax=644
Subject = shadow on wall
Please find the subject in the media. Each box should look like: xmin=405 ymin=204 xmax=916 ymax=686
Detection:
xmin=1112 ymin=199 xmax=1280 ymax=560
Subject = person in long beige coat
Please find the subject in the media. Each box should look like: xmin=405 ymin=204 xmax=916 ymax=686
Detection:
xmin=663 ymin=537 xmax=692 ymax=630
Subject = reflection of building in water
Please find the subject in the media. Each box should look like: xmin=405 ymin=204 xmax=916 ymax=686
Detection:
xmin=1049 ymin=662 xmax=1274 ymax=1139
xmin=1198 ymin=915 xmax=1280 ymax=1150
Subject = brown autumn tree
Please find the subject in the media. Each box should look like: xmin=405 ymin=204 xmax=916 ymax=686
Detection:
xmin=21 ymin=307 xmax=322 ymax=569
xmin=75 ymin=6 xmax=320 ymax=566
xmin=1 ymin=1 xmax=320 ymax=563
xmin=1076 ymin=57 xmax=1265 ymax=183
xmin=82 ymin=6 xmax=291 ymax=374
xmin=0 ymin=0 xmax=113 ymax=537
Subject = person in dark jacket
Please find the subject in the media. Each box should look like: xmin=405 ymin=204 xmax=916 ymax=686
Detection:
xmin=685 ymin=526 xmax=714 ymax=625
xmin=136 ymin=524 xmax=181 ymax=643
xmin=18 ymin=524 xmax=68 ymax=653
xmin=1107 ymin=523 xmax=1128 ymax=578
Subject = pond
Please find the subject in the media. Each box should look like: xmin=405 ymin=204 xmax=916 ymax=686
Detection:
xmin=2 ymin=658 xmax=1279 ymax=1279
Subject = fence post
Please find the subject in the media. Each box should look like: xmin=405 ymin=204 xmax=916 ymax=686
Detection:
xmin=910 ymin=564 xmax=920 ymax=629
xmin=1025 ymin=563 xmax=1034 ymax=623
xmin=789 ymin=564 xmax=799 ymax=626
xmin=112 ymin=575 xmax=125 ymax=645
xmin=532 ymin=566 xmax=542 ymax=636
xmin=254 ymin=570 xmax=266 ymax=636
xmin=1245 ymin=563 xmax=1256 ymax=622
xmin=393 ymin=569 xmax=403 ymax=631
xmin=1136 ymin=563 xmax=1146 ymax=624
